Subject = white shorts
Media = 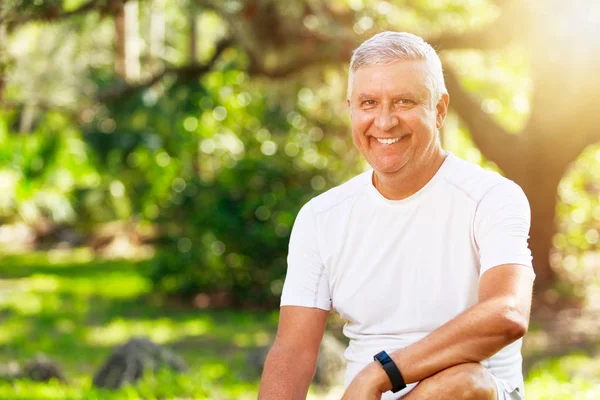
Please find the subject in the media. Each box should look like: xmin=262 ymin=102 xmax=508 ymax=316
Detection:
xmin=491 ymin=375 xmax=524 ymax=400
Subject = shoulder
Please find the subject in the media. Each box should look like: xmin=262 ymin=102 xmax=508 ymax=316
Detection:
xmin=307 ymin=170 xmax=372 ymax=216
xmin=441 ymin=153 xmax=526 ymax=205
xmin=291 ymin=170 xmax=371 ymax=242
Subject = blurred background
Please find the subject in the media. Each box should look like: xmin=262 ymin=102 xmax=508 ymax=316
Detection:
xmin=0 ymin=0 xmax=599 ymax=399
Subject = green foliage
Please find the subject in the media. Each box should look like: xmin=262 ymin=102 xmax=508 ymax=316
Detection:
xmin=74 ymin=54 xmax=363 ymax=304
xmin=0 ymin=372 xmax=214 ymax=400
xmin=0 ymin=251 xmax=278 ymax=399
xmin=526 ymin=352 xmax=600 ymax=400
xmin=2 ymin=0 xmax=600 ymax=307
xmin=2 ymin=1 xmax=600 ymax=398
xmin=1 ymin=0 xmax=365 ymax=303
xmin=0 ymin=251 xmax=599 ymax=399
xmin=0 ymin=111 xmax=99 ymax=224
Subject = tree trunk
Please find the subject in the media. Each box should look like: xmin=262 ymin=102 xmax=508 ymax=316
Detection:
xmin=149 ymin=0 xmax=165 ymax=73
xmin=513 ymin=5 xmax=600 ymax=290
xmin=0 ymin=24 xmax=5 ymax=105
xmin=189 ymin=8 xmax=198 ymax=65
xmin=115 ymin=3 xmax=126 ymax=79
xmin=446 ymin=0 xmax=600 ymax=297
xmin=114 ymin=1 xmax=140 ymax=81
xmin=124 ymin=1 xmax=140 ymax=81
xmin=511 ymin=156 xmax=563 ymax=291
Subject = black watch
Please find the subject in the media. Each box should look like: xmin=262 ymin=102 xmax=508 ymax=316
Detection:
xmin=373 ymin=350 xmax=407 ymax=393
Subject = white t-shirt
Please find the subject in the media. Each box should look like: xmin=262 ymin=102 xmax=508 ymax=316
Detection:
xmin=280 ymin=152 xmax=534 ymax=399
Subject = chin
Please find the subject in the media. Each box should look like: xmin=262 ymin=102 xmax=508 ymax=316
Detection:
xmin=377 ymin=168 xmax=405 ymax=175
xmin=372 ymin=158 xmax=410 ymax=174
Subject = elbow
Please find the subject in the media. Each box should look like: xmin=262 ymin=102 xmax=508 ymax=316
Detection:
xmin=504 ymin=318 xmax=528 ymax=342
xmin=499 ymin=300 xmax=529 ymax=342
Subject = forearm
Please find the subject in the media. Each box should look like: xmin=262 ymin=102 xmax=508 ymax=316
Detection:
xmin=258 ymin=342 xmax=317 ymax=400
xmin=368 ymin=296 xmax=529 ymax=391
xmin=398 ymin=296 xmax=527 ymax=382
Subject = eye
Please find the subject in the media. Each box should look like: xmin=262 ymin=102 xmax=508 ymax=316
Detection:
xmin=361 ymin=100 xmax=376 ymax=107
xmin=395 ymin=98 xmax=415 ymax=106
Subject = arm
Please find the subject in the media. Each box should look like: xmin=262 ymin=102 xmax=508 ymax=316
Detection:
xmin=395 ymin=263 xmax=534 ymax=383
xmin=260 ymin=199 xmax=332 ymax=398
xmin=363 ymin=264 xmax=534 ymax=392
xmin=258 ymin=305 xmax=329 ymax=400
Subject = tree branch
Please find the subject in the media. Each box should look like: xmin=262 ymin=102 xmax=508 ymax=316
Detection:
xmin=3 ymin=0 xmax=139 ymax=33
xmin=1 ymin=38 xmax=231 ymax=112
xmin=429 ymin=30 xmax=514 ymax=52
xmin=444 ymin=66 xmax=521 ymax=173
xmin=0 ymin=100 xmax=79 ymax=121
xmin=428 ymin=1 xmax=525 ymax=51
xmin=247 ymin=49 xmax=348 ymax=79
xmin=97 ymin=38 xmax=232 ymax=102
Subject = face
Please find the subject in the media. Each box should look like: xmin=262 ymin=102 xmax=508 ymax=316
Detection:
xmin=348 ymin=59 xmax=448 ymax=179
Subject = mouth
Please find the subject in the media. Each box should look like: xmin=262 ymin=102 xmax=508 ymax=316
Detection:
xmin=374 ymin=135 xmax=408 ymax=145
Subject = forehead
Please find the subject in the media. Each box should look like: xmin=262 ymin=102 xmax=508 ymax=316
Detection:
xmin=351 ymin=59 xmax=432 ymax=98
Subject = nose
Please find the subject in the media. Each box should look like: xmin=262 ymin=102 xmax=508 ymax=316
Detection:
xmin=373 ymin=107 xmax=399 ymax=132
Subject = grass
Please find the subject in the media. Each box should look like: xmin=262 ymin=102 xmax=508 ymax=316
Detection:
xmin=0 ymin=249 xmax=599 ymax=399
xmin=525 ymin=351 xmax=600 ymax=399
xmin=0 ymin=249 xmax=276 ymax=399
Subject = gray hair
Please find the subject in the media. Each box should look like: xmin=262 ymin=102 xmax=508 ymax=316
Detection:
xmin=347 ymin=31 xmax=447 ymax=106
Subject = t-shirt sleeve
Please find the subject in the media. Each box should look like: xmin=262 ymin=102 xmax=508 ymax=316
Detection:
xmin=280 ymin=200 xmax=332 ymax=311
xmin=474 ymin=180 xmax=534 ymax=277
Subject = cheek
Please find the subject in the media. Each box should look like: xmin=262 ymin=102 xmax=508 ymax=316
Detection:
xmin=351 ymin=112 xmax=373 ymax=134
xmin=405 ymin=114 xmax=436 ymax=134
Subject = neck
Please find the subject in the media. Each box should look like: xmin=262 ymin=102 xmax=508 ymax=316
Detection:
xmin=373 ymin=148 xmax=447 ymax=200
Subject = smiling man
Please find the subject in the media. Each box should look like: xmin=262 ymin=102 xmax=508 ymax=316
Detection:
xmin=258 ymin=31 xmax=535 ymax=400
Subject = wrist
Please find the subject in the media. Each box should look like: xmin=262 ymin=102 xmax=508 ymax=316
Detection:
xmin=373 ymin=350 xmax=407 ymax=393
xmin=365 ymin=361 xmax=392 ymax=392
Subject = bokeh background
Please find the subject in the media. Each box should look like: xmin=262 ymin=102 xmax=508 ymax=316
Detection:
xmin=1 ymin=0 xmax=599 ymax=399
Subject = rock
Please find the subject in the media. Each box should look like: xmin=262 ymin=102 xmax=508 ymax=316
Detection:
xmin=0 ymin=361 xmax=22 ymax=381
xmin=248 ymin=332 xmax=346 ymax=388
xmin=89 ymin=221 xmax=154 ymax=260
xmin=22 ymin=354 xmax=66 ymax=382
xmin=246 ymin=345 xmax=270 ymax=373
xmin=313 ymin=333 xmax=346 ymax=387
xmin=93 ymin=337 xmax=188 ymax=389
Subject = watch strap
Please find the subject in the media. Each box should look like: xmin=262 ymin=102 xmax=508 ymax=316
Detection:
xmin=373 ymin=350 xmax=407 ymax=393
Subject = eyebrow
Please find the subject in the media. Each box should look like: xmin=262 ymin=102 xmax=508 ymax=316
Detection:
xmin=356 ymin=93 xmax=376 ymax=101
xmin=356 ymin=92 xmax=426 ymax=101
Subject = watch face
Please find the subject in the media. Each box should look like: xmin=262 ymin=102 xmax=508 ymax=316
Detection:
xmin=375 ymin=351 xmax=392 ymax=364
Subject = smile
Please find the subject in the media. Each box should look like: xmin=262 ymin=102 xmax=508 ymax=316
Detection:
xmin=376 ymin=137 xmax=402 ymax=145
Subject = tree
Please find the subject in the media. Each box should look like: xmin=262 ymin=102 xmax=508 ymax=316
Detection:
xmin=186 ymin=0 xmax=600 ymax=293
xmin=443 ymin=1 xmax=600 ymax=292
xmin=2 ymin=0 xmax=600 ymax=299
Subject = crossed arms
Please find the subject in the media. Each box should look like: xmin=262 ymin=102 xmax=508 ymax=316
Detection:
xmin=257 ymin=263 xmax=535 ymax=399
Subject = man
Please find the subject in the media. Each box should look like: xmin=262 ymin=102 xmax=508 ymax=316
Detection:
xmin=258 ymin=31 xmax=535 ymax=400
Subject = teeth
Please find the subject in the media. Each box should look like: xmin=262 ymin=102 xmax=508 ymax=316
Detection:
xmin=376 ymin=137 xmax=401 ymax=145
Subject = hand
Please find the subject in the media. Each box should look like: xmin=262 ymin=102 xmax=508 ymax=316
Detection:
xmin=341 ymin=362 xmax=389 ymax=400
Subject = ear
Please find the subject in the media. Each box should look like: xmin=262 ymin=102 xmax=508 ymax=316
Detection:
xmin=435 ymin=93 xmax=450 ymax=129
